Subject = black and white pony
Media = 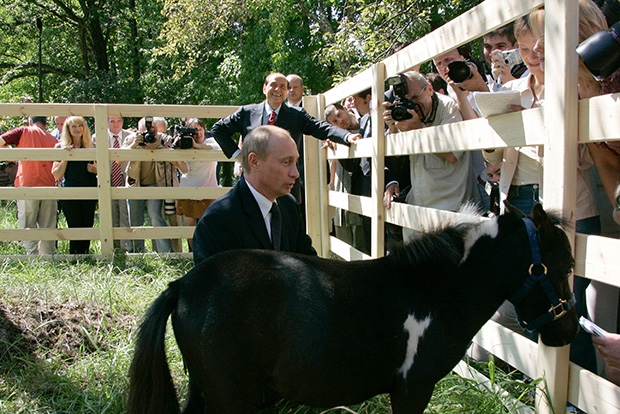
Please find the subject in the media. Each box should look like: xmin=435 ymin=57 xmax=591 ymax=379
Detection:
xmin=128 ymin=203 xmax=578 ymax=414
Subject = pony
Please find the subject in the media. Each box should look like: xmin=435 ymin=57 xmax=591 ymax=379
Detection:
xmin=128 ymin=203 xmax=578 ymax=414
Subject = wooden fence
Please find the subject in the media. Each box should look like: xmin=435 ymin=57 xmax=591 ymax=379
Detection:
xmin=302 ymin=0 xmax=620 ymax=412
xmin=1 ymin=0 xmax=620 ymax=412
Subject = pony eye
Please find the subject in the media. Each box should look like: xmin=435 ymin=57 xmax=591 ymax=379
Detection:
xmin=567 ymin=268 xmax=574 ymax=277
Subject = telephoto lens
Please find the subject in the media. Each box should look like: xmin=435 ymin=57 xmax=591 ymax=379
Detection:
xmin=447 ymin=61 xmax=473 ymax=83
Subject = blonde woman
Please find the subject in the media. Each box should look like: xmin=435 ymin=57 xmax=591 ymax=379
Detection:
xmin=52 ymin=116 xmax=98 ymax=254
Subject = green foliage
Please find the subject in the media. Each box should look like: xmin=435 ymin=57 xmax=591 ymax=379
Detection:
xmin=0 ymin=0 xmax=483 ymax=106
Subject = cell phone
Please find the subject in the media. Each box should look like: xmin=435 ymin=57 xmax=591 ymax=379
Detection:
xmin=579 ymin=316 xmax=608 ymax=338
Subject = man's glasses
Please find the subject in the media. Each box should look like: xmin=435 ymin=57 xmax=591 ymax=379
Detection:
xmin=409 ymin=85 xmax=427 ymax=101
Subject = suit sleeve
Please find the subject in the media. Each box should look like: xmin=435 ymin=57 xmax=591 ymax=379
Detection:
xmin=295 ymin=108 xmax=350 ymax=147
xmin=211 ymin=107 xmax=244 ymax=158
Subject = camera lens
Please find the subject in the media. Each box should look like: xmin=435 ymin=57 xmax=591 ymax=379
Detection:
xmin=391 ymin=104 xmax=413 ymax=121
xmin=447 ymin=61 xmax=473 ymax=83
xmin=577 ymin=21 xmax=620 ymax=81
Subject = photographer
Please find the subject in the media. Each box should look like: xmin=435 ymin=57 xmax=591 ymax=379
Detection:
xmin=432 ymin=48 xmax=487 ymax=122
xmin=382 ymin=71 xmax=479 ymax=241
xmin=171 ymin=118 xmax=221 ymax=250
xmin=123 ymin=117 xmax=176 ymax=253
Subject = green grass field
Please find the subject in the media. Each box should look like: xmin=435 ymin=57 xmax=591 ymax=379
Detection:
xmin=0 ymin=202 xmax=538 ymax=413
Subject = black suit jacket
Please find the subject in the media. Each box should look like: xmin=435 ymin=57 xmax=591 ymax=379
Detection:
xmin=192 ymin=176 xmax=317 ymax=264
xmin=211 ymin=101 xmax=351 ymax=158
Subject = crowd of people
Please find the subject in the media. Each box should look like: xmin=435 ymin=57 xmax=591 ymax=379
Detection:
xmin=2 ymin=0 xmax=620 ymax=408
xmin=322 ymin=0 xmax=620 ymax=406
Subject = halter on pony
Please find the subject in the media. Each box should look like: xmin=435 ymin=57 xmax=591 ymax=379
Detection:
xmin=508 ymin=218 xmax=576 ymax=331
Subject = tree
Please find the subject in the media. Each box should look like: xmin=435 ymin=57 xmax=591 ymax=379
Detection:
xmin=0 ymin=0 xmax=484 ymax=107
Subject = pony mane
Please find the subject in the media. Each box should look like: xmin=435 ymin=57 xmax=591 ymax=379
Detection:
xmin=389 ymin=209 xmax=484 ymax=270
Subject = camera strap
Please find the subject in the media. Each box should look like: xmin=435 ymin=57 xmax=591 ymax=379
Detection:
xmin=423 ymin=93 xmax=439 ymax=125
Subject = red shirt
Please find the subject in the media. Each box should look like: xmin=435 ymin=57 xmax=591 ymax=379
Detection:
xmin=1 ymin=126 xmax=57 ymax=187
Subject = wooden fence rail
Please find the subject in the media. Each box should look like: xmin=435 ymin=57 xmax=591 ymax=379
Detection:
xmin=1 ymin=0 xmax=620 ymax=412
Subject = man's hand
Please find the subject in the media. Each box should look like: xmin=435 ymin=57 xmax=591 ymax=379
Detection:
xmin=449 ymin=62 xmax=489 ymax=92
xmin=490 ymin=51 xmax=517 ymax=85
xmin=86 ymin=161 xmax=97 ymax=174
xmin=346 ymin=133 xmax=361 ymax=143
xmin=382 ymin=101 xmax=423 ymax=133
xmin=383 ymin=182 xmax=400 ymax=209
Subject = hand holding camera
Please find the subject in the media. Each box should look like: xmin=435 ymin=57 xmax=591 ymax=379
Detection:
xmin=446 ymin=60 xmax=489 ymax=92
xmin=170 ymin=125 xmax=197 ymax=149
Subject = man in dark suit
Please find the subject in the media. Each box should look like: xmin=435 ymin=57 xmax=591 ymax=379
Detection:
xmin=212 ymin=72 xmax=360 ymax=159
xmin=211 ymin=73 xmax=361 ymax=202
xmin=193 ymin=125 xmax=317 ymax=264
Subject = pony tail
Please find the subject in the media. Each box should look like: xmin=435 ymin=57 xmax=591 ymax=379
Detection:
xmin=128 ymin=285 xmax=181 ymax=414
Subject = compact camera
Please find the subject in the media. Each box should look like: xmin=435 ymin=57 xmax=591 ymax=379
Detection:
xmin=499 ymin=49 xmax=523 ymax=67
xmin=386 ymin=74 xmax=423 ymax=121
xmin=140 ymin=116 xmax=158 ymax=144
xmin=577 ymin=21 xmax=620 ymax=81
xmin=170 ymin=125 xmax=197 ymax=149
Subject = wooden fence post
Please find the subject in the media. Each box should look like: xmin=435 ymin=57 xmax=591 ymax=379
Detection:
xmin=536 ymin=0 xmax=579 ymax=413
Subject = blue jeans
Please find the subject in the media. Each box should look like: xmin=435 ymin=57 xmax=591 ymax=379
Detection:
xmin=507 ymin=184 xmax=539 ymax=215
xmin=128 ymin=185 xmax=172 ymax=253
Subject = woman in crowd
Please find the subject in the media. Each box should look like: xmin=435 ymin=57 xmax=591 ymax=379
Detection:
xmin=52 ymin=116 xmax=98 ymax=254
xmin=173 ymin=118 xmax=220 ymax=250
xmin=529 ymin=0 xmax=620 ymax=386
xmin=482 ymin=16 xmax=546 ymax=215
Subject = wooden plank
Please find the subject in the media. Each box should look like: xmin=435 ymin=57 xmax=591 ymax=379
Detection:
xmin=94 ymin=105 xmax=115 ymax=259
xmin=329 ymin=236 xmax=371 ymax=261
xmin=0 ymin=103 xmax=237 ymax=119
xmin=578 ymin=93 xmax=620 ymax=143
xmin=328 ymin=190 xmax=373 ymax=218
xmin=315 ymin=94 xmax=332 ymax=258
xmin=0 ymin=147 xmax=230 ymax=162
xmin=472 ymin=320 xmax=539 ymax=379
xmin=574 ymin=234 xmax=620 ymax=288
xmin=302 ymin=95 xmax=326 ymax=255
xmin=0 ymin=226 xmax=195 ymax=241
xmin=370 ymin=63 xmax=387 ymax=258
xmin=382 ymin=0 xmax=544 ymax=76
xmin=536 ymin=2 xmax=579 ymax=412
xmin=322 ymin=67 xmax=375 ymax=107
xmin=567 ymin=362 xmax=620 ymax=413
xmin=0 ymin=148 xmax=97 ymax=161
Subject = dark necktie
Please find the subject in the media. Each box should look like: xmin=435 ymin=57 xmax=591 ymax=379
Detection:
xmin=270 ymin=202 xmax=281 ymax=250
xmin=268 ymin=111 xmax=277 ymax=125
xmin=111 ymin=135 xmax=124 ymax=187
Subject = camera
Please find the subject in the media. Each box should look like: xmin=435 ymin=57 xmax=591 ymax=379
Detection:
xmin=447 ymin=60 xmax=476 ymax=83
xmin=576 ymin=21 xmax=620 ymax=81
xmin=170 ymin=125 xmax=197 ymax=149
xmin=386 ymin=74 xmax=423 ymax=121
xmin=140 ymin=116 xmax=158 ymax=144
xmin=499 ymin=49 xmax=523 ymax=68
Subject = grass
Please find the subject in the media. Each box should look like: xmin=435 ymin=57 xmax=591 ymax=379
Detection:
xmin=0 ymin=203 xmax=539 ymax=413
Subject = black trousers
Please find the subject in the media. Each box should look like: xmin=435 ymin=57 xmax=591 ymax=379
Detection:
xmin=60 ymin=199 xmax=97 ymax=254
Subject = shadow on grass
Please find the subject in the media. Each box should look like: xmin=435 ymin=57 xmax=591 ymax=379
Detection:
xmin=0 ymin=300 xmax=126 ymax=412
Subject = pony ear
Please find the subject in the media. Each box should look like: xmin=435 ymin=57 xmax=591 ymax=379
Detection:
xmin=503 ymin=201 xmax=526 ymax=218
xmin=530 ymin=203 xmax=555 ymax=237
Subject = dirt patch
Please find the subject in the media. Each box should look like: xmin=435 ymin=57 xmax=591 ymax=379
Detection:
xmin=0 ymin=298 xmax=134 ymax=362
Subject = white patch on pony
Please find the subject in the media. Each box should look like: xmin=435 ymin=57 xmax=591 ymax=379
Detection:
xmin=398 ymin=314 xmax=432 ymax=379
xmin=461 ymin=216 xmax=499 ymax=263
